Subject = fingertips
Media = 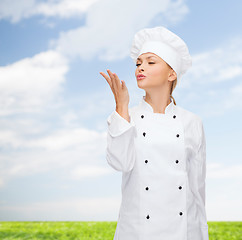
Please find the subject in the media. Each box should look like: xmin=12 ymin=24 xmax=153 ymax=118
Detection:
xmin=113 ymin=73 xmax=119 ymax=81
xmin=121 ymin=80 xmax=126 ymax=88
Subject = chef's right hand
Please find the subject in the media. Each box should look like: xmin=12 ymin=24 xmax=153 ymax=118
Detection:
xmin=100 ymin=69 xmax=130 ymax=109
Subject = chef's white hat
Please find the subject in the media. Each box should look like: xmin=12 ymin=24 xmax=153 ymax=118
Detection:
xmin=130 ymin=26 xmax=192 ymax=79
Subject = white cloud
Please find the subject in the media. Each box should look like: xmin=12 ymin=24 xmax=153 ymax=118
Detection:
xmin=0 ymin=0 xmax=35 ymax=23
xmin=175 ymin=37 xmax=242 ymax=118
xmin=0 ymin=127 xmax=106 ymax=152
xmin=70 ymin=165 xmax=113 ymax=179
xmin=0 ymin=0 xmax=99 ymax=23
xmin=0 ymin=50 xmax=68 ymax=115
xmin=223 ymin=81 xmax=242 ymax=111
xmin=206 ymin=162 xmax=242 ymax=221
xmin=53 ymin=0 xmax=189 ymax=60
xmin=0 ymin=179 xmax=3 ymax=188
xmin=0 ymin=196 xmax=121 ymax=221
xmin=27 ymin=128 xmax=104 ymax=151
xmin=2 ymin=0 xmax=242 ymax=223
xmin=207 ymin=162 xmax=242 ymax=179
xmin=183 ymin=37 xmax=242 ymax=87
xmin=207 ymin=192 xmax=242 ymax=221
xmin=0 ymin=130 xmax=22 ymax=149
xmin=0 ymin=127 xmax=108 ymax=186
xmin=34 ymin=0 xmax=100 ymax=18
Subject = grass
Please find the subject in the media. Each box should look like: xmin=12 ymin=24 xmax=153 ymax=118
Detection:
xmin=0 ymin=221 xmax=241 ymax=240
xmin=208 ymin=222 xmax=242 ymax=240
xmin=0 ymin=222 xmax=116 ymax=240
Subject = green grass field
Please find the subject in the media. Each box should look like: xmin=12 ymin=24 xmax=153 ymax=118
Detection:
xmin=0 ymin=221 xmax=241 ymax=240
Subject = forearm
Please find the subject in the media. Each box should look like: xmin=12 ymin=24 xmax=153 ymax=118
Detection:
xmin=116 ymin=105 xmax=130 ymax=123
xmin=106 ymin=110 xmax=136 ymax=172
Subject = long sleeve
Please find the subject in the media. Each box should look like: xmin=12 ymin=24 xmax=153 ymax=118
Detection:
xmin=195 ymin=118 xmax=209 ymax=239
xmin=106 ymin=109 xmax=137 ymax=172
xmin=197 ymin=120 xmax=206 ymax=208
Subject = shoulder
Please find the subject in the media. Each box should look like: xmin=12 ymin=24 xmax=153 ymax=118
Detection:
xmin=176 ymin=105 xmax=206 ymax=152
xmin=175 ymin=105 xmax=205 ymax=140
xmin=175 ymin=104 xmax=203 ymax=125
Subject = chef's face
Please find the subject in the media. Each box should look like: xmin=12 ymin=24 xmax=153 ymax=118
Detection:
xmin=135 ymin=52 xmax=176 ymax=90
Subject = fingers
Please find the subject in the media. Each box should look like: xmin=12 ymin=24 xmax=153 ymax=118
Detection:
xmin=100 ymin=69 xmax=122 ymax=91
xmin=107 ymin=70 xmax=121 ymax=91
xmin=100 ymin=70 xmax=129 ymax=106
xmin=99 ymin=71 xmax=112 ymax=88
xmin=121 ymin=80 xmax=126 ymax=89
xmin=112 ymin=72 xmax=121 ymax=90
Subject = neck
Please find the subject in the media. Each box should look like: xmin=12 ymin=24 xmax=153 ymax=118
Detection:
xmin=144 ymin=90 xmax=171 ymax=114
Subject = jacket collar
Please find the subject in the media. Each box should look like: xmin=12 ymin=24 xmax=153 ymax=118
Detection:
xmin=138 ymin=95 xmax=175 ymax=115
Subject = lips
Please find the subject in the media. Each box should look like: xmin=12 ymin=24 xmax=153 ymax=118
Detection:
xmin=137 ymin=74 xmax=146 ymax=80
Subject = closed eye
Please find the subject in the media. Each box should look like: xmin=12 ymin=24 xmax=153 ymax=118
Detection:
xmin=136 ymin=62 xmax=155 ymax=67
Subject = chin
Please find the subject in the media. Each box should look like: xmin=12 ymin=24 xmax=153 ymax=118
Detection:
xmin=137 ymin=81 xmax=149 ymax=90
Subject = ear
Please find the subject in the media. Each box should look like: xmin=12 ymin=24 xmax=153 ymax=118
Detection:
xmin=168 ymin=69 xmax=177 ymax=82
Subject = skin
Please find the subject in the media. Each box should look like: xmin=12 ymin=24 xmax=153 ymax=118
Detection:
xmin=100 ymin=52 xmax=177 ymax=122
xmin=135 ymin=52 xmax=177 ymax=114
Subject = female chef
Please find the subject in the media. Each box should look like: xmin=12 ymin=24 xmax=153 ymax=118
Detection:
xmin=100 ymin=26 xmax=209 ymax=240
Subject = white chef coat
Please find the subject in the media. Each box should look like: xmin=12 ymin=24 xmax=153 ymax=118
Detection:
xmin=106 ymin=95 xmax=209 ymax=240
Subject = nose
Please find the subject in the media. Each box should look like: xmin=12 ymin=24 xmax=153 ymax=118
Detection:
xmin=139 ymin=68 xmax=144 ymax=74
xmin=138 ymin=64 xmax=144 ymax=72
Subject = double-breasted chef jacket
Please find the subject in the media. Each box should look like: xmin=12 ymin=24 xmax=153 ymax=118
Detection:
xmin=106 ymin=95 xmax=209 ymax=240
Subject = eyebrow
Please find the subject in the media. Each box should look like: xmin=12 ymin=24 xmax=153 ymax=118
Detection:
xmin=136 ymin=56 xmax=157 ymax=61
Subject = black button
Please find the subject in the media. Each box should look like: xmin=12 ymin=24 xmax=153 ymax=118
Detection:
xmin=141 ymin=115 xmax=144 ymax=119
xmin=146 ymin=215 xmax=150 ymax=219
xmin=179 ymin=212 xmax=183 ymax=216
xmin=175 ymin=160 xmax=179 ymax=164
xmin=176 ymin=134 xmax=179 ymax=138
xmin=179 ymin=186 xmax=182 ymax=190
xmin=173 ymin=115 xmax=176 ymax=119
xmin=145 ymin=160 xmax=148 ymax=164
xmin=143 ymin=132 xmax=146 ymax=137
xmin=145 ymin=187 xmax=149 ymax=191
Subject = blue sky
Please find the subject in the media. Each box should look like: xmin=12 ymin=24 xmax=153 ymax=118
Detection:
xmin=0 ymin=0 xmax=242 ymax=221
